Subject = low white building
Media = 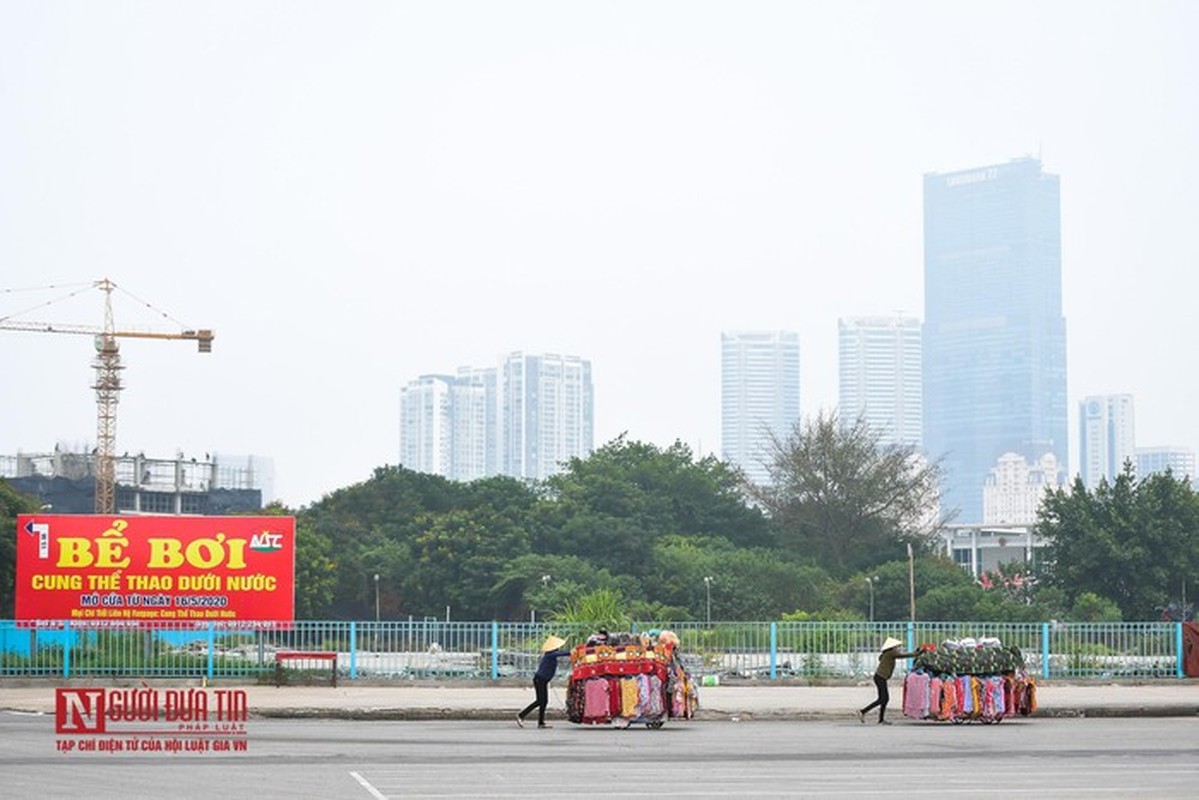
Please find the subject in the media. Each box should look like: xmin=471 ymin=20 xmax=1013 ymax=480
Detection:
xmin=939 ymin=523 xmax=1045 ymax=579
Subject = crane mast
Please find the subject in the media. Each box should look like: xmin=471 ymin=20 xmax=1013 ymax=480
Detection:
xmin=93 ymin=279 xmax=123 ymax=514
xmin=0 ymin=278 xmax=214 ymax=513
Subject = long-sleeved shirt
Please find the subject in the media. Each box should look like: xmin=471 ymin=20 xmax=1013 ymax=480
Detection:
xmin=875 ymin=647 xmax=919 ymax=679
xmin=534 ymin=649 xmax=571 ymax=681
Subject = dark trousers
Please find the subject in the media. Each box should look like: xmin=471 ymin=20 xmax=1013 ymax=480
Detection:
xmin=518 ymin=676 xmax=550 ymax=725
xmin=860 ymin=674 xmax=889 ymax=722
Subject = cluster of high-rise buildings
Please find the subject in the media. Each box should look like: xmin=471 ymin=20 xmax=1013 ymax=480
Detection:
xmin=720 ymin=157 xmax=1195 ymax=526
xmin=399 ymin=352 xmax=594 ymax=482
xmin=401 ymin=157 xmax=1193 ymax=525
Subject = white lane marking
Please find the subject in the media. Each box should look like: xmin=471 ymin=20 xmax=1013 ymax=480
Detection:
xmin=349 ymin=771 xmax=388 ymax=799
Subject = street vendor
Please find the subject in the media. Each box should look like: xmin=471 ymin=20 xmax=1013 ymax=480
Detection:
xmin=858 ymin=636 xmax=920 ymax=725
xmin=516 ymin=635 xmax=571 ymax=729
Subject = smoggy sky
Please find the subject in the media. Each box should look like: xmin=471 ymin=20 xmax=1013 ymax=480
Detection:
xmin=2 ymin=1 xmax=1196 ymax=507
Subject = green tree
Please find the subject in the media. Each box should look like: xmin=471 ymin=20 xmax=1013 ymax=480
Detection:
xmin=491 ymin=553 xmax=634 ymax=620
xmin=552 ymin=587 xmax=631 ymax=631
xmin=751 ymin=411 xmax=943 ymax=576
xmin=1069 ymin=591 xmax=1123 ymax=622
xmin=403 ymin=508 xmax=532 ymax=619
xmin=540 ymin=437 xmax=771 ymax=576
xmin=298 ymin=467 xmax=542 ymax=618
xmin=1038 ymin=466 xmax=1199 ymax=619
xmin=840 ymin=556 xmax=976 ymax=621
xmin=715 ymin=551 xmax=835 ymax=620
xmin=0 ymin=480 xmax=42 ymax=617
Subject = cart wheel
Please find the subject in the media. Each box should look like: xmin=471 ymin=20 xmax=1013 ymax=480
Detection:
xmin=951 ymin=716 xmax=965 ymax=725
xmin=646 ymin=720 xmax=665 ymax=730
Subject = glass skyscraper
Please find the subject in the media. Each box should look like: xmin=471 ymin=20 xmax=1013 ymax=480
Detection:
xmin=922 ymin=157 xmax=1067 ymax=523
xmin=721 ymin=331 xmax=801 ymax=486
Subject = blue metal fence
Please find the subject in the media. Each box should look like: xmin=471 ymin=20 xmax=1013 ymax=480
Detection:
xmin=0 ymin=620 xmax=1188 ymax=680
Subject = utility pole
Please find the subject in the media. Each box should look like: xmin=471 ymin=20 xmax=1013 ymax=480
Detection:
xmin=703 ymin=576 xmax=713 ymax=627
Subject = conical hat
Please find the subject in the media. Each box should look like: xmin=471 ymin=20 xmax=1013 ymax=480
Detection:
xmin=881 ymin=637 xmax=903 ymax=652
xmin=541 ymin=635 xmax=566 ymax=652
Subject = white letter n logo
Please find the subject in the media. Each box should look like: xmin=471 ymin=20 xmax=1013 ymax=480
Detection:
xmin=56 ymin=688 xmax=106 ymax=734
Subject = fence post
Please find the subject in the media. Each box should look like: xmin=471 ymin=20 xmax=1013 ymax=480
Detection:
xmin=206 ymin=622 xmax=215 ymax=681
xmin=1041 ymin=622 xmax=1050 ymax=679
xmin=1177 ymin=622 xmax=1184 ymax=679
xmin=349 ymin=621 xmax=358 ymax=681
xmin=491 ymin=621 xmax=499 ymax=680
xmin=905 ymin=620 xmax=915 ymax=652
xmin=769 ymin=622 xmax=777 ymax=680
xmin=63 ymin=621 xmax=71 ymax=679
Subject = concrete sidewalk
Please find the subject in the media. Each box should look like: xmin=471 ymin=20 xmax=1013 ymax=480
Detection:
xmin=3 ymin=681 xmax=1197 ymax=720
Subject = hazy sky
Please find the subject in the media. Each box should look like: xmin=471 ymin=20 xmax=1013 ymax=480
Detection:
xmin=2 ymin=1 xmax=1196 ymax=508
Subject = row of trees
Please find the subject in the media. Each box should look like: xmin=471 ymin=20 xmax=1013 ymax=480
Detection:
xmin=278 ymin=414 xmax=1199 ymax=623
xmin=3 ymin=414 xmax=1195 ymax=622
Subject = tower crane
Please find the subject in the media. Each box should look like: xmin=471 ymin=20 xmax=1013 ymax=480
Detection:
xmin=0 ymin=278 xmax=214 ymax=513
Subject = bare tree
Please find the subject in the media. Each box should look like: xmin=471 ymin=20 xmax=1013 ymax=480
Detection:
xmin=747 ymin=411 xmax=946 ymax=576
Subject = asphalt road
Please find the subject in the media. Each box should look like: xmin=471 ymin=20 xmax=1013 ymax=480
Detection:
xmin=3 ymin=712 xmax=1197 ymax=798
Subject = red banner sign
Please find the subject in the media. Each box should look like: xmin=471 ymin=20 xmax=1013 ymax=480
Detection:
xmin=15 ymin=514 xmax=295 ymax=626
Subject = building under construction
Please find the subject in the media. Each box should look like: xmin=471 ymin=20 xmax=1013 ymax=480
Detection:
xmin=0 ymin=445 xmax=267 ymax=515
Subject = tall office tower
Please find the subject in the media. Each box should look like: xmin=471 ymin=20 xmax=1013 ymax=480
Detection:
xmin=399 ymin=374 xmax=490 ymax=481
xmin=838 ymin=315 xmax=922 ymax=448
xmin=1136 ymin=446 xmax=1197 ymax=484
xmin=501 ymin=352 xmax=594 ymax=481
xmin=721 ymin=331 xmax=801 ymax=486
xmin=923 ymin=157 xmax=1068 ymax=523
xmin=982 ymin=451 xmax=1064 ymax=525
xmin=1079 ymin=394 xmax=1136 ymax=488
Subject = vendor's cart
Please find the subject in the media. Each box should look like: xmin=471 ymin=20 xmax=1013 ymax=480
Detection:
xmin=903 ymin=637 xmax=1037 ymax=724
xmin=565 ymin=631 xmax=698 ymax=729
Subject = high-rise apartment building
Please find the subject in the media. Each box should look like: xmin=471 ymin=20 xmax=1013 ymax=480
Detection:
xmin=401 ymin=353 xmax=593 ymax=482
xmin=923 ymin=157 xmax=1068 ymax=523
xmin=457 ymin=365 xmax=501 ymax=477
xmin=1079 ymin=394 xmax=1135 ymax=488
xmin=501 ymin=352 xmax=594 ymax=481
xmin=838 ymin=315 xmax=922 ymax=448
xmin=721 ymin=331 xmax=801 ymax=486
xmin=400 ymin=375 xmax=458 ymax=479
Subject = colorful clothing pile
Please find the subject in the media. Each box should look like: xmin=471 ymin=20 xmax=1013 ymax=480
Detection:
xmin=566 ymin=633 xmax=698 ymax=727
xmin=902 ymin=637 xmax=1036 ymax=723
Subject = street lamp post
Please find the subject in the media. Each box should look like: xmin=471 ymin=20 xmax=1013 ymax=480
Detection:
xmin=865 ymin=576 xmax=877 ymax=623
xmin=703 ymin=576 xmax=713 ymax=627
xmin=532 ymin=574 xmax=551 ymax=624
xmin=907 ymin=542 xmax=916 ymax=623
xmin=373 ymin=573 xmax=380 ymax=623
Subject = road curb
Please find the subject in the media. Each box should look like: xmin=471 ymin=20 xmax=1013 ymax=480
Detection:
xmin=246 ymin=705 xmax=1199 ymax=721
